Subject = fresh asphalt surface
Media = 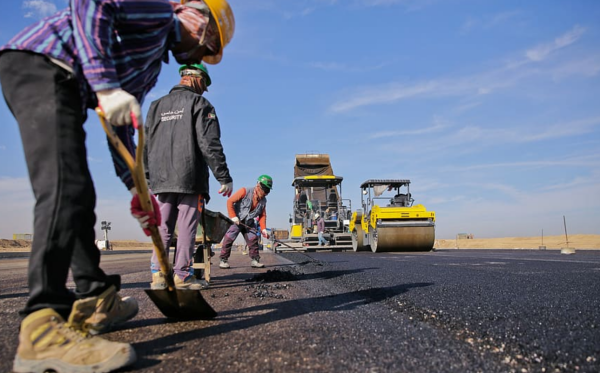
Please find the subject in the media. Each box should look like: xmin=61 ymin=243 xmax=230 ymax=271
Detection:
xmin=0 ymin=248 xmax=599 ymax=372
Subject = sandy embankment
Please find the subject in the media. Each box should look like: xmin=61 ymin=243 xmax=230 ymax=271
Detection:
xmin=435 ymin=234 xmax=600 ymax=250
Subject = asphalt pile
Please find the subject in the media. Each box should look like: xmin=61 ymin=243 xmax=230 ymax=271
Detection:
xmin=245 ymin=269 xmax=300 ymax=283
xmin=241 ymin=269 xmax=300 ymax=299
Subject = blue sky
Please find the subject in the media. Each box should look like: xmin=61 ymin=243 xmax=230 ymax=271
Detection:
xmin=0 ymin=0 xmax=599 ymax=241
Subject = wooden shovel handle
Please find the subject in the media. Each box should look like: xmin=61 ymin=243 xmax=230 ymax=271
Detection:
xmin=96 ymin=108 xmax=175 ymax=290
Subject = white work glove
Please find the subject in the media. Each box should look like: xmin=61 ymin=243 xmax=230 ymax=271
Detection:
xmin=218 ymin=182 xmax=233 ymax=197
xmin=96 ymin=88 xmax=142 ymax=127
xmin=261 ymin=229 xmax=270 ymax=239
xmin=231 ymin=217 xmax=240 ymax=225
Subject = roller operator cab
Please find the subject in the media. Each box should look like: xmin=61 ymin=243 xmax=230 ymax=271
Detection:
xmin=349 ymin=179 xmax=436 ymax=252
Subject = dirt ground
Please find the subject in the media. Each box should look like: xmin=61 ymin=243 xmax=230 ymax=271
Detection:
xmin=0 ymin=239 xmax=153 ymax=252
xmin=434 ymin=234 xmax=600 ymax=250
xmin=2 ymin=234 xmax=599 ymax=252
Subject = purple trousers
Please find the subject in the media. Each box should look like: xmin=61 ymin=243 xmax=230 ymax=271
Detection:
xmin=220 ymin=223 xmax=260 ymax=260
xmin=151 ymin=193 xmax=198 ymax=280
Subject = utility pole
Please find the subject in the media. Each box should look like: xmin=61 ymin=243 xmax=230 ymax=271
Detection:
xmin=100 ymin=221 xmax=112 ymax=250
xmin=563 ymin=216 xmax=569 ymax=249
xmin=539 ymin=229 xmax=546 ymax=250
xmin=560 ymin=216 xmax=575 ymax=255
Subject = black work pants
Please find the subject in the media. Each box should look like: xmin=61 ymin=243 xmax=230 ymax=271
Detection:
xmin=0 ymin=51 xmax=113 ymax=319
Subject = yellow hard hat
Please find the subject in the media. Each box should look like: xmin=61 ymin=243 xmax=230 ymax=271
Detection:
xmin=202 ymin=0 xmax=235 ymax=65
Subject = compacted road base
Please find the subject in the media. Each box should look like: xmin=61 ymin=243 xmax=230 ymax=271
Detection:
xmin=0 ymin=249 xmax=599 ymax=372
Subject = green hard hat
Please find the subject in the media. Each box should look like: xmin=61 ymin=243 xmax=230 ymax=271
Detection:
xmin=257 ymin=174 xmax=273 ymax=190
xmin=179 ymin=63 xmax=211 ymax=87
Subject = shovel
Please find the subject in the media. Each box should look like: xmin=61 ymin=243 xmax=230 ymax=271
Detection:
xmin=96 ymin=108 xmax=217 ymax=320
xmin=232 ymin=220 xmax=305 ymax=253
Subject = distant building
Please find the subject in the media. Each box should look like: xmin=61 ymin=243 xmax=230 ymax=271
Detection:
xmin=456 ymin=233 xmax=474 ymax=239
xmin=13 ymin=233 xmax=33 ymax=241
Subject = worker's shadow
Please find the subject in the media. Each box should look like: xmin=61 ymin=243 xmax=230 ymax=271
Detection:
xmin=127 ymin=281 xmax=432 ymax=369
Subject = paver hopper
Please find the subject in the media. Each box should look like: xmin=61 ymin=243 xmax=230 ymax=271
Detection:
xmin=349 ymin=179 xmax=435 ymax=252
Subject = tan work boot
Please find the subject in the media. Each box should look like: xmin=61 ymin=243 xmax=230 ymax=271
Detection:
xmin=13 ymin=308 xmax=136 ymax=373
xmin=174 ymin=274 xmax=208 ymax=290
xmin=72 ymin=285 xmax=138 ymax=335
xmin=151 ymin=271 xmax=168 ymax=290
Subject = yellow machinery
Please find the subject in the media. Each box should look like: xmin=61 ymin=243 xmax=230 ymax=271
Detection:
xmin=349 ymin=179 xmax=435 ymax=252
xmin=290 ymin=154 xmax=352 ymax=249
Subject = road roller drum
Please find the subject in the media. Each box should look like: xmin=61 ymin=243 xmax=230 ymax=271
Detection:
xmin=370 ymin=225 xmax=435 ymax=252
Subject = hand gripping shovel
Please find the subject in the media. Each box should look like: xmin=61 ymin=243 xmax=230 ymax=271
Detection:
xmin=96 ymin=108 xmax=217 ymax=319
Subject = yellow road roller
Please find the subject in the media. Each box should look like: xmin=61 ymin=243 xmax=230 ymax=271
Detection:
xmin=349 ymin=179 xmax=435 ymax=252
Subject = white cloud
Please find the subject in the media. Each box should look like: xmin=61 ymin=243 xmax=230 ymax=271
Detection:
xmin=369 ymin=117 xmax=448 ymax=139
xmin=329 ymin=25 xmax=591 ymax=113
xmin=424 ymin=172 xmax=600 ymax=238
xmin=518 ymin=116 xmax=600 ymax=142
xmin=371 ymin=115 xmax=600 ymax=164
xmin=358 ymin=0 xmax=435 ymax=9
xmin=328 ymin=61 xmax=536 ymax=112
xmin=430 ymin=116 xmax=600 ymax=150
xmin=309 ymin=61 xmax=388 ymax=73
xmin=330 ymin=81 xmax=437 ymax=112
xmin=452 ymin=100 xmax=482 ymax=114
xmin=23 ymin=0 xmax=57 ymax=19
xmin=447 ymin=153 xmax=600 ymax=172
xmin=525 ymin=25 xmax=585 ymax=62
xmin=550 ymin=55 xmax=600 ymax=79
xmin=433 ymin=182 xmax=600 ymax=238
xmin=252 ymin=0 xmax=433 ymax=20
xmin=541 ymin=176 xmax=594 ymax=191
xmin=488 ymin=11 xmax=521 ymax=28
xmin=309 ymin=61 xmax=359 ymax=72
xmin=461 ymin=10 xmax=521 ymax=34
xmin=428 ymin=194 xmax=467 ymax=205
xmin=283 ymin=7 xmax=315 ymax=19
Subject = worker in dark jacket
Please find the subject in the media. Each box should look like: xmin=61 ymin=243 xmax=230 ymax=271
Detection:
xmin=0 ymin=1 xmax=235 ymax=372
xmin=144 ymin=63 xmax=233 ymax=290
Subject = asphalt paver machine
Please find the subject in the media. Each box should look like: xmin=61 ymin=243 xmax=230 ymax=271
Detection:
xmin=291 ymin=175 xmax=352 ymax=249
xmin=290 ymin=152 xmax=356 ymax=248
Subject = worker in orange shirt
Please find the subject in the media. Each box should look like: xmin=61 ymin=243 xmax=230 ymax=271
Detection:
xmin=219 ymin=175 xmax=272 ymax=268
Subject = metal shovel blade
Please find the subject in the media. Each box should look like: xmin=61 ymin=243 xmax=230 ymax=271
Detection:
xmin=144 ymin=288 xmax=217 ymax=320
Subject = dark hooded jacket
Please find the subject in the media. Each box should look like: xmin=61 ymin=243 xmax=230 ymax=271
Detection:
xmin=144 ymin=85 xmax=232 ymax=200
